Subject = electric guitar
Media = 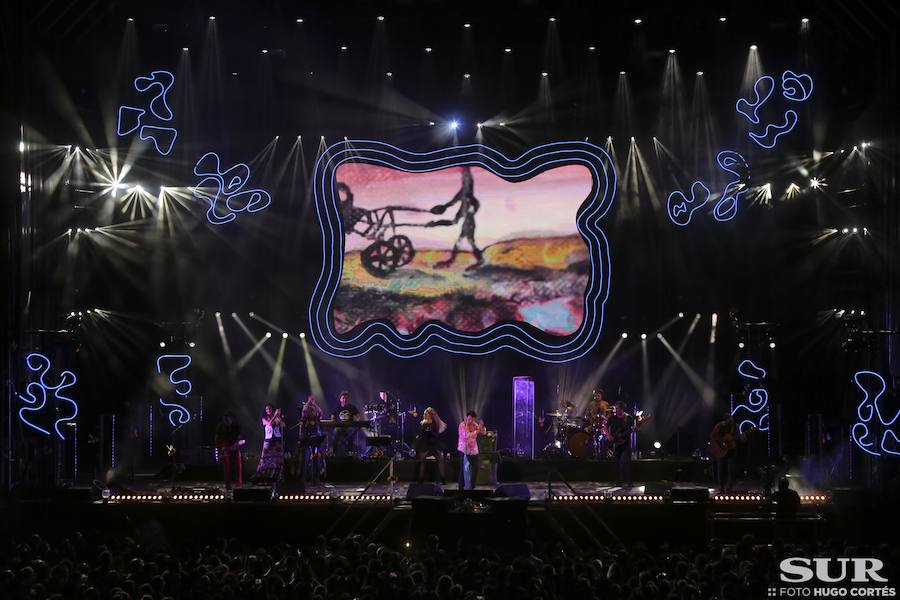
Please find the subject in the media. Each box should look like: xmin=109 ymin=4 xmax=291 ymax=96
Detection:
xmin=708 ymin=423 xmax=755 ymax=460
xmin=220 ymin=439 xmax=246 ymax=454
xmin=607 ymin=414 xmax=653 ymax=446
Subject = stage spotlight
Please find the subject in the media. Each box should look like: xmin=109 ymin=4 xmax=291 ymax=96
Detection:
xmin=215 ymin=312 xmax=221 ymax=317
xmin=476 ymin=122 xmax=483 ymax=129
xmin=641 ymin=333 xmax=647 ymax=340
xmin=750 ymin=44 xmax=758 ymax=50
xmin=621 ymin=332 xmax=628 ymax=339
xmin=266 ymin=332 xmax=272 ymax=338
xmin=425 ymin=47 xmax=432 ymax=53
xmin=634 ymin=18 xmax=642 ymax=24
xmin=696 ymin=71 xmax=704 ymax=76
xmin=209 ymin=16 xmax=215 ymax=20
xmin=231 ymin=72 xmax=237 ymax=76
xmin=340 ymin=45 xmax=347 ymax=51
xmin=159 ymin=342 xmax=166 ymax=348
xmin=189 ymin=342 xmax=196 ymax=348
xmin=377 ymin=15 xmax=384 ymax=21
xmin=262 ymin=49 xmax=269 ymax=54
xmin=668 ymin=49 xmax=675 ymax=54
xmin=678 ymin=312 xmax=684 ymax=318
xmin=131 ymin=185 xmax=143 ymax=193
xmin=861 ymin=142 xmax=869 ymax=148
xmin=464 ymin=73 xmax=471 ymax=79
xmin=852 ymin=228 xmax=858 ymax=233
xmin=499 ymin=121 xmax=506 ymax=126
xmin=549 ymin=17 xmax=556 ymax=22
xmin=296 ymin=18 xmax=303 ymax=23
xmin=449 ymin=120 xmax=459 ymax=130
xmin=249 ymin=311 xmax=255 ymax=317
xmin=588 ymin=46 xmax=596 ymax=51
xmin=801 ymin=17 xmax=809 ymax=24
xmin=504 ymin=47 xmax=512 ymax=53
xmin=719 ymin=16 xmax=727 ymax=22
xmin=738 ymin=342 xmax=745 ymax=349
xmin=428 ymin=121 xmax=435 ymax=126
xmin=810 ymin=177 xmax=821 ymax=189
xmin=619 ymin=71 xmax=626 ymax=75
xmin=385 ymin=71 xmax=392 ymax=77
xmin=282 ymin=332 xmax=288 ymax=339
xmin=653 ymin=441 xmax=662 ymax=449
xmin=299 ymin=332 xmax=306 ymax=339
xmin=769 ymin=342 xmax=776 ymax=349
xmin=74 ymin=146 xmax=80 ymax=152
xmin=463 ymin=23 xmax=471 ymax=28
xmin=656 ymin=333 xmax=662 ymax=339
xmin=541 ymin=72 xmax=548 ymax=77
xmin=231 ymin=312 xmax=237 ymax=317
xmin=127 ymin=17 xmax=134 ymax=22
xmin=18 ymin=141 xmax=24 ymax=153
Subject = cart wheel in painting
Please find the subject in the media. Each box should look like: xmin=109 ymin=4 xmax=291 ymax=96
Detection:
xmin=388 ymin=235 xmax=415 ymax=267
xmin=361 ymin=241 xmax=399 ymax=277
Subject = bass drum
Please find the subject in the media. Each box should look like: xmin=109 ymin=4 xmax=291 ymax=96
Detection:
xmin=564 ymin=428 xmax=591 ymax=458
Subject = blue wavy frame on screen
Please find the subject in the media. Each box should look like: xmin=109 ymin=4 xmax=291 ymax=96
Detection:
xmin=309 ymin=140 xmax=616 ymax=362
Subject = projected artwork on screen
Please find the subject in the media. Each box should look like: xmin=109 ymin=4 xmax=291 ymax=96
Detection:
xmin=334 ymin=163 xmax=592 ymax=335
xmin=310 ymin=141 xmax=616 ymax=361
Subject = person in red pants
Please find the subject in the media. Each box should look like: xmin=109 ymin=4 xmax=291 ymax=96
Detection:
xmin=215 ymin=412 xmax=244 ymax=489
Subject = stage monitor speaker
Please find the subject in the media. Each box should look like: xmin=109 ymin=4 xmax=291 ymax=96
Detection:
xmin=233 ymin=486 xmax=272 ymax=502
xmin=493 ymin=483 xmax=532 ymax=500
xmin=643 ymin=482 xmax=672 ymax=497
xmin=53 ymin=486 xmax=93 ymax=503
xmin=670 ymin=487 xmax=709 ymax=503
xmin=406 ymin=482 xmax=444 ymax=499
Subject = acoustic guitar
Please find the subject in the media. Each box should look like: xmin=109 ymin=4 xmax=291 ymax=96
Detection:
xmin=708 ymin=423 xmax=755 ymax=460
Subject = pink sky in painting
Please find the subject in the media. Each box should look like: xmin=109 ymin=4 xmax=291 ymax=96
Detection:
xmin=335 ymin=164 xmax=592 ymax=250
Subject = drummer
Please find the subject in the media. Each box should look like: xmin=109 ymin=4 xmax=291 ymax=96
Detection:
xmin=584 ymin=389 xmax=610 ymax=421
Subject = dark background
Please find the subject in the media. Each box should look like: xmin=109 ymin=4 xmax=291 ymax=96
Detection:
xmin=2 ymin=0 xmax=898 ymax=480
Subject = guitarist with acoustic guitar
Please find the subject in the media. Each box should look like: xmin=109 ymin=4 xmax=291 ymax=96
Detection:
xmin=215 ymin=412 xmax=245 ymax=489
xmin=708 ymin=413 xmax=752 ymax=492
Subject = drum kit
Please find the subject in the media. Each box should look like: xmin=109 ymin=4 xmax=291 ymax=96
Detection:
xmin=362 ymin=393 xmax=414 ymax=456
xmin=543 ymin=391 xmax=613 ymax=459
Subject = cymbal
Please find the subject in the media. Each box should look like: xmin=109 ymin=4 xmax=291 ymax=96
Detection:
xmin=545 ymin=411 xmax=565 ymax=418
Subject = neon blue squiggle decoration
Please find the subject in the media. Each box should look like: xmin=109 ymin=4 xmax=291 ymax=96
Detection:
xmin=735 ymin=75 xmax=775 ymax=125
xmin=17 ymin=353 xmax=78 ymax=439
xmin=156 ymin=354 xmax=192 ymax=427
xmin=748 ymin=110 xmax=798 ymax=149
xmin=781 ymin=70 xmax=813 ymax=102
xmin=192 ymin=152 xmax=273 ymax=224
xmin=666 ymin=181 xmax=710 ymax=227
xmin=737 ymin=359 xmax=766 ymax=380
xmin=736 ymin=71 xmax=812 ymax=149
xmin=138 ymin=125 xmax=178 ymax=156
xmin=733 ymin=359 xmax=769 ymax=432
xmin=308 ymin=140 xmax=616 ymax=362
xmin=667 ymin=150 xmax=749 ymax=226
xmin=850 ymin=370 xmax=900 ymax=458
xmin=116 ymin=70 xmax=177 ymax=155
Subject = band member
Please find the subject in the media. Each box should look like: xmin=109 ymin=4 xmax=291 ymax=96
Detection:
xmin=709 ymin=413 xmax=746 ymax=492
xmin=332 ymin=391 xmax=361 ymax=456
xmin=607 ymin=402 xmax=636 ymax=484
xmin=255 ymin=403 xmax=284 ymax=485
xmin=415 ymin=407 xmax=447 ymax=483
xmin=457 ymin=411 xmax=487 ymax=490
xmin=214 ymin=412 xmax=244 ymax=489
xmin=298 ymin=395 xmax=324 ymax=484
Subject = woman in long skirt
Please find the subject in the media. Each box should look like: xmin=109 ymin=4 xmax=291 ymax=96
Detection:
xmin=255 ymin=403 xmax=284 ymax=483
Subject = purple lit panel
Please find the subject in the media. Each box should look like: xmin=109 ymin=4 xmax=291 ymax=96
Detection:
xmin=512 ymin=376 xmax=535 ymax=458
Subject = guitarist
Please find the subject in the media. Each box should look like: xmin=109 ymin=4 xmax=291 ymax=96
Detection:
xmin=709 ymin=413 xmax=746 ymax=492
xmin=607 ymin=402 xmax=636 ymax=484
xmin=215 ymin=412 xmax=244 ymax=489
